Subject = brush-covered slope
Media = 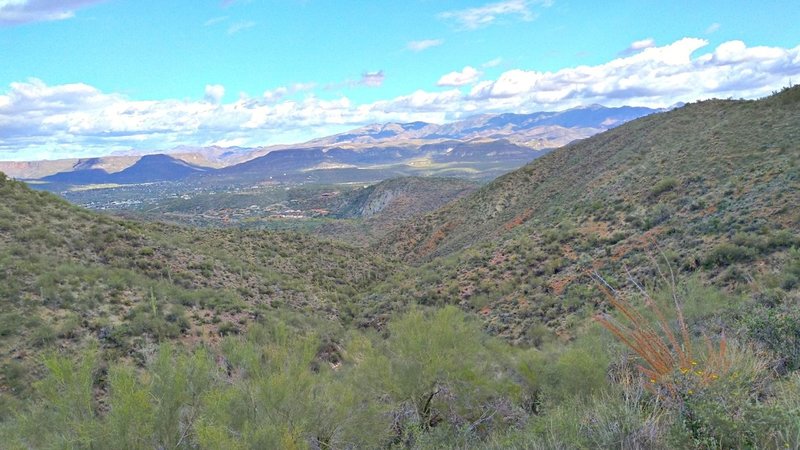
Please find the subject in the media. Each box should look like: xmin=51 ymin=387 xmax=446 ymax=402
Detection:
xmin=383 ymin=89 xmax=800 ymax=261
xmin=370 ymin=87 xmax=800 ymax=341
xmin=314 ymin=177 xmax=481 ymax=245
xmin=335 ymin=177 xmax=479 ymax=220
xmin=0 ymin=173 xmax=395 ymax=390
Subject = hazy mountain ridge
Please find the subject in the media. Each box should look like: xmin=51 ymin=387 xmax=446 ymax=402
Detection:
xmin=2 ymin=104 xmax=659 ymax=181
xmin=308 ymin=105 xmax=663 ymax=148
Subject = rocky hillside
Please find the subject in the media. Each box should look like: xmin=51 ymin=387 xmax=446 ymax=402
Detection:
xmin=368 ymin=86 xmax=800 ymax=341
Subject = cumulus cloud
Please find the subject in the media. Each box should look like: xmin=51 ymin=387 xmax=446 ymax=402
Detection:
xmin=204 ymin=85 xmax=225 ymax=104
xmin=324 ymin=71 xmax=386 ymax=91
xmin=620 ymin=38 xmax=656 ymax=56
xmin=407 ymin=39 xmax=444 ymax=52
xmin=262 ymin=82 xmax=317 ymax=102
xmin=0 ymin=0 xmax=106 ymax=25
xmin=2 ymin=39 xmax=799 ymax=160
xmin=439 ymin=0 xmax=552 ymax=30
xmin=359 ymin=71 xmax=385 ymax=87
xmin=465 ymin=38 xmax=800 ymax=109
xmin=437 ymin=66 xmax=482 ymax=87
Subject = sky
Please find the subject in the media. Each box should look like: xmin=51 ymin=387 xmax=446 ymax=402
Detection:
xmin=1 ymin=0 xmax=799 ymax=161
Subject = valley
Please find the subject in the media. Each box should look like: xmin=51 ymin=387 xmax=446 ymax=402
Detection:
xmin=4 ymin=2 xmax=800 ymax=446
xmin=0 ymin=87 xmax=799 ymax=448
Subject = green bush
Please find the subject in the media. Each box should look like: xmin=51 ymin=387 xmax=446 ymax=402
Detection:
xmin=364 ymin=306 xmax=512 ymax=435
xmin=651 ymin=177 xmax=678 ymax=197
xmin=742 ymin=303 xmax=800 ymax=371
xmin=668 ymin=346 xmax=797 ymax=449
xmin=703 ymin=242 xmax=756 ymax=267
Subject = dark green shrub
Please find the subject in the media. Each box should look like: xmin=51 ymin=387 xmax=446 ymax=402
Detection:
xmin=742 ymin=304 xmax=800 ymax=371
xmin=217 ymin=321 xmax=239 ymax=336
xmin=31 ymin=323 xmax=57 ymax=347
xmin=703 ymin=243 xmax=756 ymax=267
xmin=651 ymin=177 xmax=678 ymax=196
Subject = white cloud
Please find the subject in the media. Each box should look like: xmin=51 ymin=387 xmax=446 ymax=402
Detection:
xmin=706 ymin=22 xmax=720 ymax=34
xmin=620 ymin=38 xmax=655 ymax=56
xmin=204 ymin=84 xmax=225 ymax=104
xmin=227 ymin=20 xmax=255 ymax=35
xmin=439 ymin=0 xmax=552 ymax=30
xmin=437 ymin=66 xmax=482 ymax=87
xmin=2 ymin=39 xmax=799 ymax=160
xmin=407 ymin=39 xmax=444 ymax=52
xmin=360 ymin=71 xmax=385 ymax=87
xmin=483 ymin=57 xmax=504 ymax=68
xmin=262 ymin=82 xmax=316 ymax=102
xmin=464 ymin=38 xmax=800 ymax=109
xmin=0 ymin=0 xmax=106 ymax=25
xmin=324 ymin=71 xmax=387 ymax=91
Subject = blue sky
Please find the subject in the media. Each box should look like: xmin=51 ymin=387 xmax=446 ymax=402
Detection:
xmin=1 ymin=0 xmax=799 ymax=160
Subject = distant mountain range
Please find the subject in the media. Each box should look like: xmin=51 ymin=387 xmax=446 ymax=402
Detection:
xmin=203 ymin=139 xmax=547 ymax=185
xmin=40 ymin=154 xmax=210 ymax=185
xmin=3 ymin=104 xmax=664 ymax=185
xmin=307 ymin=105 xmax=665 ymax=148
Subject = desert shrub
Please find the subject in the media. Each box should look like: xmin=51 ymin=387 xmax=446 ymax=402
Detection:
xmin=644 ymin=203 xmax=674 ymax=229
xmin=31 ymin=323 xmax=57 ymax=347
xmin=101 ymin=366 xmax=156 ymax=449
xmin=363 ymin=306 xmax=514 ymax=441
xmin=0 ymin=312 xmax=22 ymax=337
xmin=651 ymin=177 xmax=678 ymax=197
xmin=703 ymin=242 xmax=756 ymax=267
xmin=541 ymin=334 xmax=611 ymax=403
xmin=0 ymin=347 xmax=101 ymax=448
xmin=741 ymin=301 xmax=800 ymax=371
xmin=668 ymin=345 xmax=796 ymax=449
xmin=1 ymin=361 xmax=28 ymax=396
xmin=660 ymin=277 xmax=742 ymax=324
xmin=217 ymin=321 xmax=238 ymax=336
xmin=57 ymin=313 xmax=82 ymax=339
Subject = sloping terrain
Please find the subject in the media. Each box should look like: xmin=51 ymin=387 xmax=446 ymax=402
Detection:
xmin=315 ymin=177 xmax=481 ymax=244
xmin=335 ymin=177 xmax=479 ymax=220
xmin=1 ymin=89 xmax=799 ymax=449
xmin=0 ymin=173 xmax=395 ymax=390
xmin=370 ymin=87 xmax=800 ymax=341
xmin=0 ymin=156 xmax=141 ymax=179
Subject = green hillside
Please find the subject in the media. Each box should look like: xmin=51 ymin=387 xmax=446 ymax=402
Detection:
xmin=372 ymin=87 xmax=800 ymax=341
xmin=0 ymin=173 xmax=395 ymax=394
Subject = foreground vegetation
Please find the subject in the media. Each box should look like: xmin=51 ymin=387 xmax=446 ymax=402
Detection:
xmin=3 ymin=261 xmax=800 ymax=448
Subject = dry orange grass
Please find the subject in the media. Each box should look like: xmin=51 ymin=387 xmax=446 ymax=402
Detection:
xmin=593 ymin=262 xmax=730 ymax=399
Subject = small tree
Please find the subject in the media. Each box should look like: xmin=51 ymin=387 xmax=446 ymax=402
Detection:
xmin=366 ymin=306 xmax=507 ymax=437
